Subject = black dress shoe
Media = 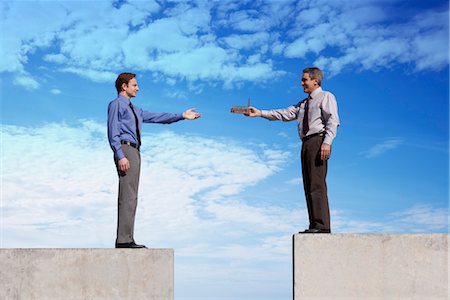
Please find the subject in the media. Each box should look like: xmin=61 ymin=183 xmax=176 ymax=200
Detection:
xmin=299 ymin=228 xmax=331 ymax=234
xmin=115 ymin=242 xmax=147 ymax=248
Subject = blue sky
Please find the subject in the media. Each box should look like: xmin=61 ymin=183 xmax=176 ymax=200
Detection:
xmin=1 ymin=0 xmax=448 ymax=299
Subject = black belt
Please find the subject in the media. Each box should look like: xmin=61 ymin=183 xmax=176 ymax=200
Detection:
xmin=302 ymin=132 xmax=325 ymax=142
xmin=121 ymin=140 xmax=139 ymax=150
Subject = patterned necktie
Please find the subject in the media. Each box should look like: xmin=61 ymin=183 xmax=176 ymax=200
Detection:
xmin=302 ymin=96 xmax=311 ymax=135
xmin=129 ymin=102 xmax=141 ymax=147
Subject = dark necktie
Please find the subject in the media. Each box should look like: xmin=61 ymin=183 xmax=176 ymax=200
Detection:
xmin=129 ymin=102 xmax=141 ymax=147
xmin=302 ymin=96 xmax=311 ymax=135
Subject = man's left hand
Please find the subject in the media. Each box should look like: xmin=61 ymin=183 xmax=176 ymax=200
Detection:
xmin=321 ymin=143 xmax=331 ymax=160
xmin=183 ymin=108 xmax=201 ymax=120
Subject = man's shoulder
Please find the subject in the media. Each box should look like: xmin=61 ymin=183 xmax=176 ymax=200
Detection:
xmin=108 ymin=96 xmax=128 ymax=107
xmin=316 ymin=87 xmax=332 ymax=95
xmin=108 ymin=97 xmax=128 ymax=115
xmin=318 ymin=89 xmax=337 ymax=101
xmin=108 ymin=96 xmax=118 ymax=103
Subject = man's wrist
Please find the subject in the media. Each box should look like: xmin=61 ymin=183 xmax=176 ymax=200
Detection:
xmin=116 ymin=151 xmax=125 ymax=160
xmin=323 ymin=136 xmax=333 ymax=145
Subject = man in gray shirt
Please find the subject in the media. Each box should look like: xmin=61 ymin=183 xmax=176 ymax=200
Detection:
xmin=245 ymin=67 xmax=340 ymax=233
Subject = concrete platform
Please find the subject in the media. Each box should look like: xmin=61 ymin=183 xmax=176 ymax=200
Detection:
xmin=0 ymin=248 xmax=173 ymax=300
xmin=293 ymin=234 xmax=449 ymax=300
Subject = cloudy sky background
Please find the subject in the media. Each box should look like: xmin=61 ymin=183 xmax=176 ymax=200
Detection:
xmin=1 ymin=0 xmax=449 ymax=299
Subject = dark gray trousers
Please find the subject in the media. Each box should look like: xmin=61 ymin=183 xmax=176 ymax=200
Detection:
xmin=114 ymin=144 xmax=141 ymax=244
xmin=301 ymin=135 xmax=331 ymax=230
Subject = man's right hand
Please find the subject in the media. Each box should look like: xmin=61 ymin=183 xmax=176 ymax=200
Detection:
xmin=118 ymin=157 xmax=130 ymax=172
xmin=245 ymin=106 xmax=262 ymax=117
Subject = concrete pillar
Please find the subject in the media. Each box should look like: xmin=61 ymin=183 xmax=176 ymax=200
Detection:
xmin=0 ymin=248 xmax=174 ymax=300
xmin=293 ymin=234 xmax=449 ymax=300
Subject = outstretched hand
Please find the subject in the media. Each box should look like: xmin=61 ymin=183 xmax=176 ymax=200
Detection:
xmin=183 ymin=108 xmax=201 ymax=120
xmin=244 ymin=106 xmax=262 ymax=117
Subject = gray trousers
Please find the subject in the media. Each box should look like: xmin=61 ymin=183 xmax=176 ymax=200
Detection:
xmin=301 ymin=135 xmax=331 ymax=230
xmin=114 ymin=144 xmax=141 ymax=244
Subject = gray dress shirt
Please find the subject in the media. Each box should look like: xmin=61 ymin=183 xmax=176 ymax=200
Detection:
xmin=260 ymin=87 xmax=340 ymax=145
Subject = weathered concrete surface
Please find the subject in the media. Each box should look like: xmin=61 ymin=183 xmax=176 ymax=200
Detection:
xmin=0 ymin=248 xmax=173 ymax=300
xmin=293 ymin=234 xmax=449 ymax=300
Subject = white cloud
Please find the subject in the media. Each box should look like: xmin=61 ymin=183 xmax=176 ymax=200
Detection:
xmin=285 ymin=1 xmax=448 ymax=75
xmin=61 ymin=67 xmax=117 ymax=83
xmin=0 ymin=119 xmax=301 ymax=297
xmin=412 ymin=28 xmax=449 ymax=71
xmin=362 ymin=138 xmax=403 ymax=158
xmin=2 ymin=121 xmax=446 ymax=298
xmin=221 ymin=32 xmax=270 ymax=50
xmin=50 ymin=88 xmax=62 ymax=95
xmin=13 ymin=74 xmax=40 ymax=90
xmin=277 ymin=131 xmax=290 ymax=139
xmin=164 ymin=89 xmax=188 ymax=99
xmin=295 ymin=7 xmax=322 ymax=26
xmin=44 ymin=54 xmax=68 ymax=64
xmin=1 ymin=120 xmax=293 ymax=248
xmin=1 ymin=1 xmax=284 ymax=88
xmin=391 ymin=204 xmax=449 ymax=231
xmin=227 ymin=10 xmax=272 ymax=32
xmin=0 ymin=1 xmax=66 ymax=73
xmin=1 ymin=1 xmax=446 ymax=88
xmin=333 ymin=204 xmax=449 ymax=233
xmin=286 ymin=177 xmax=302 ymax=185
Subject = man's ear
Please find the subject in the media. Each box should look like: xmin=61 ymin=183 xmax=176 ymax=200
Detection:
xmin=121 ymin=82 xmax=128 ymax=91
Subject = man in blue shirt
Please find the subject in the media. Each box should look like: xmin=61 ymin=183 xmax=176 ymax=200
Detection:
xmin=108 ymin=72 xmax=201 ymax=248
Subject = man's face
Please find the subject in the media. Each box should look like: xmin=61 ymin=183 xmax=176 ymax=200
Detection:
xmin=301 ymin=72 xmax=319 ymax=94
xmin=122 ymin=78 xmax=139 ymax=98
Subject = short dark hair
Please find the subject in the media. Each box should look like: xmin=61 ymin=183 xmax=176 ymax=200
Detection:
xmin=303 ymin=67 xmax=323 ymax=86
xmin=115 ymin=73 xmax=136 ymax=94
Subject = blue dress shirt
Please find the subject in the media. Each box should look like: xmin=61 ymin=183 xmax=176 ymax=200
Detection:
xmin=107 ymin=95 xmax=184 ymax=160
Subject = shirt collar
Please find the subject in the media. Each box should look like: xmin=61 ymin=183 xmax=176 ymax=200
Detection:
xmin=310 ymin=87 xmax=323 ymax=99
xmin=117 ymin=94 xmax=130 ymax=104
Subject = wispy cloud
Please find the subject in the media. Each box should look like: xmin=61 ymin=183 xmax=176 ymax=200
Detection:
xmin=50 ymin=89 xmax=62 ymax=95
xmin=1 ymin=1 xmax=284 ymax=87
xmin=287 ymin=1 xmax=449 ymax=75
xmin=2 ymin=121 xmax=446 ymax=298
xmin=13 ymin=74 xmax=40 ymax=90
xmin=391 ymin=204 xmax=449 ymax=231
xmin=1 ymin=1 xmax=447 ymax=88
xmin=286 ymin=177 xmax=302 ymax=185
xmin=61 ymin=68 xmax=117 ymax=83
xmin=1 ymin=120 xmax=295 ymax=249
xmin=407 ymin=141 xmax=449 ymax=153
xmin=362 ymin=138 xmax=403 ymax=158
xmin=334 ymin=204 xmax=449 ymax=233
xmin=0 ymin=120 xmax=300 ymax=298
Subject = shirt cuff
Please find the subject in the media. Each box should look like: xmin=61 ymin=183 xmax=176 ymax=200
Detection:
xmin=260 ymin=110 xmax=269 ymax=118
xmin=323 ymin=135 xmax=333 ymax=145
xmin=115 ymin=149 xmax=125 ymax=160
